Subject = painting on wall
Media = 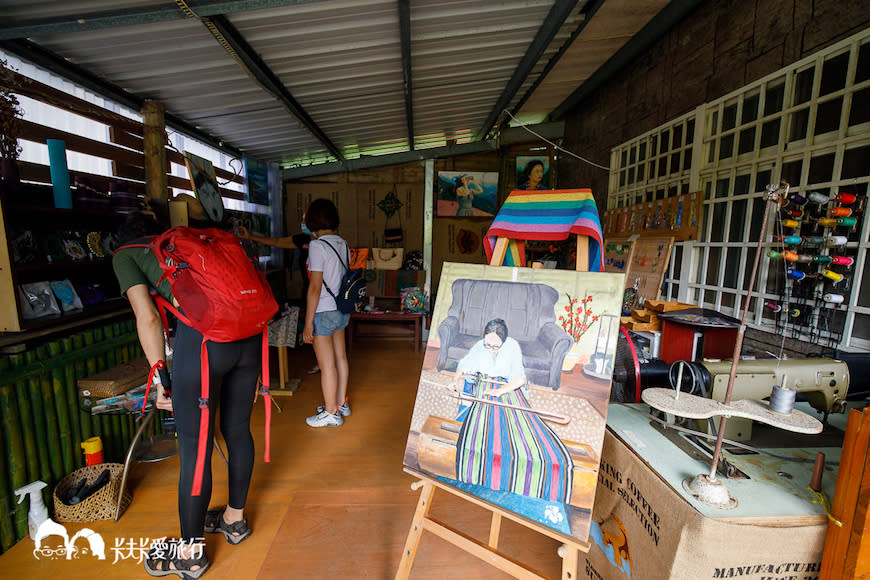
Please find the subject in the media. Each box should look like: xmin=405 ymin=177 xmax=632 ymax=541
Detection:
xmin=404 ymin=262 xmax=624 ymax=542
xmin=436 ymin=171 xmax=499 ymax=217
xmin=183 ymin=151 xmax=224 ymax=223
xmin=244 ymin=156 xmax=270 ymax=205
xmin=516 ymin=156 xmax=551 ymax=190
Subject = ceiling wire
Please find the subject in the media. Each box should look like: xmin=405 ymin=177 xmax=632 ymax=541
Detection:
xmin=501 ymin=109 xmax=611 ymax=171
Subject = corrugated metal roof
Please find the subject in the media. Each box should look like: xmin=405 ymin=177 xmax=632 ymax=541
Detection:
xmin=0 ymin=0 xmax=676 ymax=170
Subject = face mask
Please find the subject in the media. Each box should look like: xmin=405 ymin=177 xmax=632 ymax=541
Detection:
xmin=301 ymin=223 xmax=313 ymax=237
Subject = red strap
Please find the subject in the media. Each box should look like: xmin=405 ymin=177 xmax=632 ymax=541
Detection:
xmin=191 ymin=338 xmax=210 ymax=496
xmin=142 ymin=360 xmax=166 ymax=418
xmin=619 ymin=326 xmax=642 ymax=403
xmin=261 ymin=326 xmax=271 ymax=463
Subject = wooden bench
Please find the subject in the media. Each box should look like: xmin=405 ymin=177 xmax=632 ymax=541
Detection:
xmin=347 ymin=311 xmax=428 ymax=354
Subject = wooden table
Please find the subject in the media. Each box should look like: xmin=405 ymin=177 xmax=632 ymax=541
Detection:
xmin=347 ymin=311 xmax=427 ymax=353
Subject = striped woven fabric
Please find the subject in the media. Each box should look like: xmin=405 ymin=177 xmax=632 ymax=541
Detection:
xmin=455 ymin=375 xmax=574 ymax=503
xmin=484 ymin=189 xmax=603 ymax=271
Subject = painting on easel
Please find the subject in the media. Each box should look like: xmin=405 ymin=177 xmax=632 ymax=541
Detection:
xmin=404 ymin=262 xmax=624 ymax=541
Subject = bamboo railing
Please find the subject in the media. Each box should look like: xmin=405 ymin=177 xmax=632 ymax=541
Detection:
xmin=0 ymin=319 xmax=163 ymax=553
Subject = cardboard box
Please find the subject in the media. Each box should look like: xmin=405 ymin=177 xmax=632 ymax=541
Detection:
xmin=581 ymin=406 xmax=829 ymax=579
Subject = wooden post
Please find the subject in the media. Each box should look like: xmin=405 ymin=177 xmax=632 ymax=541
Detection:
xmin=142 ymin=100 xmax=168 ymax=203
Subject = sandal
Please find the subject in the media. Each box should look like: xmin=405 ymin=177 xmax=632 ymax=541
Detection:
xmin=204 ymin=507 xmax=252 ymax=545
xmin=144 ymin=539 xmax=210 ymax=580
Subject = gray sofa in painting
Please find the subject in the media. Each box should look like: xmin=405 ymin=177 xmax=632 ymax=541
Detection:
xmin=436 ymin=278 xmax=573 ymax=390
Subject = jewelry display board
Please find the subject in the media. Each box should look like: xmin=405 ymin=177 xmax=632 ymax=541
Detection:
xmin=603 ymin=191 xmax=702 ymax=241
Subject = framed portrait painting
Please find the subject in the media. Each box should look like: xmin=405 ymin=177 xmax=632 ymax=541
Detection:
xmin=516 ymin=156 xmax=550 ymax=190
xmin=404 ymin=262 xmax=624 ymax=543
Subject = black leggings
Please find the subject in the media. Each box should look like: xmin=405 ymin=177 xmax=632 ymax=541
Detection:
xmin=171 ymin=320 xmax=261 ymax=541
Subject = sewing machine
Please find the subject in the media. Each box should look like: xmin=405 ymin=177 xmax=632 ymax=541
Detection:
xmin=669 ymin=357 xmax=849 ymax=441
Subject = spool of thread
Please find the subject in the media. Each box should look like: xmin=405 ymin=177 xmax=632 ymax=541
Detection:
xmin=821 ymin=269 xmax=844 ymax=282
xmin=826 ymin=235 xmax=848 ymax=246
xmin=81 ymin=436 xmax=103 ymax=466
xmin=789 ymin=193 xmax=808 ymax=206
xmin=795 ymin=254 xmax=813 ymax=263
xmin=780 ymin=218 xmax=801 ymax=229
xmin=785 ymin=208 xmax=804 ymax=219
xmin=782 ymin=250 xmax=799 ymax=262
xmin=812 ymin=255 xmax=833 ymax=264
xmin=804 ymin=236 xmax=825 ymax=245
xmin=829 ymin=207 xmax=852 ymax=217
xmin=769 ymin=384 xmax=796 ymax=414
xmin=789 ymin=308 xmax=801 ymax=318
xmin=767 ymin=250 xmax=782 ymax=260
xmin=816 ymin=217 xmax=838 ymax=227
xmin=836 ymin=216 xmax=857 ymax=227
xmin=823 ymin=293 xmax=845 ymax=304
xmin=831 ymin=255 xmax=854 ymax=266
xmin=786 ymin=268 xmax=805 ymax=280
xmin=808 ymin=191 xmax=832 ymax=204
xmin=764 ymin=302 xmax=783 ymax=313
xmin=809 ymin=452 xmax=825 ymax=492
xmin=782 ymin=235 xmax=802 ymax=245
xmin=835 ymin=192 xmax=856 ymax=205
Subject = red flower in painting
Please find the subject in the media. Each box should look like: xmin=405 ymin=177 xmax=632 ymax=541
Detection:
xmin=560 ymin=293 xmax=601 ymax=341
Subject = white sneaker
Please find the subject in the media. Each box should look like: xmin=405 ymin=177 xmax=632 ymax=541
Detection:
xmin=306 ymin=409 xmax=344 ymax=427
xmin=317 ymin=401 xmax=351 ymax=417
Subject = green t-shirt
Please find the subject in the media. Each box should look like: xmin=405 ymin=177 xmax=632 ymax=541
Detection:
xmin=112 ymin=244 xmax=174 ymax=303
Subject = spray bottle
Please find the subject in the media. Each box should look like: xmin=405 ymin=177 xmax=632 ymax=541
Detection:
xmin=14 ymin=481 xmax=50 ymax=540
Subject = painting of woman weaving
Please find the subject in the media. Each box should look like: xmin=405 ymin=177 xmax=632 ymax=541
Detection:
xmin=405 ymin=262 xmax=624 ymax=541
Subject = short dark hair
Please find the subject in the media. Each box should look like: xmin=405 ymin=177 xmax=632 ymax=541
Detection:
xmin=483 ymin=318 xmax=508 ymax=341
xmin=305 ymin=198 xmax=340 ymax=231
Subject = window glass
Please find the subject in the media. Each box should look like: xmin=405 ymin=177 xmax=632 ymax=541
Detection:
xmin=719 ymin=134 xmax=734 ymax=160
xmin=658 ymin=157 xmax=667 ymax=177
xmin=794 ymin=67 xmax=815 ymax=104
xmin=660 ymin=130 xmax=670 ymax=154
xmin=755 ymin=169 xmax=772 ymax=191
xmin=814 ymin=96 xmax=843 ymax=135
xmin=738 ymin=127 xmax=756 ymax=154
xmin=715 ymin=178 xmax=730 ymax=199
xmin=710 ymin=203 xmax=726 ymax=242
xmin=765 ymin=82 xmax=785 ymax=115
xmin=820 ymin=52 xmax=849 ymax=96
xmin=760 ymin=119 xmax=781 ymax=148
xmin=639 ymin=142 xmax=647 ymax=161
xmin=637 ymin=163 xmax=645 ymax=182
xmin=683 ymin=150 xmax=692 ymax=171
xmin=781 ymin=159 xmax=803 ymax=186
xmin=734 ymin=174 xmax=751 ymax=195
xmin=856 ymin=42 xmax=870 ymax=83
xmin=842 ymin=145 xmax=870 ymax=179
xmin=706 ymin=247 xmax=722 ymax=284
xmin=671 ymin=152 xmax=681 ymax=174
xmin=742 ymin=94 xmax=760 ymax=124
xmin=721 ymin=292 xmax=735 ymax=309
xmin=672 ymin=124 xmax=683 ymax=148
xmin=848 ymin=87 xmax=870 ymax=127
xmin=749 ymin=196 xmax=766 ymax=242
xmin=621 ymin=150 xmax=628 ymax=166
xmin=808 ymin=153 xmax=835 ymax=184
xmin=686 ymin=119 xmax=695 ymax=144
xmin=789 ymin=108 xmax=810 ymax=141
xmin=628 ymin=167 xmax=635 ymax=184
xmin=629 ymin=146 xmax=636 ymax=164
xmin=729 ymin=199 xmax=747 ymax=241
xmin=723 ymin=103 xmax=738 ymax=131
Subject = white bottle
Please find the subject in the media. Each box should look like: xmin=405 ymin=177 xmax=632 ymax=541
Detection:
xmin=14 ymin=481 xmax=49 ymax=540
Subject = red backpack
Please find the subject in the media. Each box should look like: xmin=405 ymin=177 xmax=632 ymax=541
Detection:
xmin=121 ymin=226 xmax=278 ymax=496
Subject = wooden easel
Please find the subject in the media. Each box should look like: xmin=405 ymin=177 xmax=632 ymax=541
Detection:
xmin=395 ymin=234 xmax=592 ymax=579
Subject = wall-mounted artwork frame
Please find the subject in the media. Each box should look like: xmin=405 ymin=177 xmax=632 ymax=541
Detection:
xmin=516 ymin=155 xmax=550 ymax=190
xmin=404 ymin=262 xmax=624 ymax=543
xmin=436 ymin=171 xmax=499 ymax=217
xmin=183 ymin=151 xmax=224 ymax=223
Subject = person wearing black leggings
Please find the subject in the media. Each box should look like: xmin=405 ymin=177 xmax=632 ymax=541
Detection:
xmin=172 ymin=320 xmax=260 ymax=541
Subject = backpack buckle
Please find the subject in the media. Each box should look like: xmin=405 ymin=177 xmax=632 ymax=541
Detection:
xmin=198 ymin=397 xmax=209 ymax=409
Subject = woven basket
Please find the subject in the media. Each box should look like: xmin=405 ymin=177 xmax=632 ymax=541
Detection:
xmin=53 ymin=463 xmax=131 ymax=522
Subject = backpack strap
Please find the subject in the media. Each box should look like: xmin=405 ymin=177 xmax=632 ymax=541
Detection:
xmin=260 ymin=325 xmax=271 ymax=463
xmin=316 ymin=238 xmax=350 ymax=300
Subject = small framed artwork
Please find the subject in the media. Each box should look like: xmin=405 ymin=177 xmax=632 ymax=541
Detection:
xmin=516 ymin=156 xmax=550 ymax=190
xmin=244 ymin=156 xmax=270 ymax=205
xmin=184 ymin=151 xmax=224 ymax=223
xmin=436 ymin=171 xmax=499 ymax=217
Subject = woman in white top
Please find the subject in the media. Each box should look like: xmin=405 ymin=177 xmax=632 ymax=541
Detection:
xmin=302 ymin=199 xmax=353 ymax=427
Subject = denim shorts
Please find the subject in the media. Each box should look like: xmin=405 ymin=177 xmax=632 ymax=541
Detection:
xmin=313 ymin=309 xmax=350 ymax=336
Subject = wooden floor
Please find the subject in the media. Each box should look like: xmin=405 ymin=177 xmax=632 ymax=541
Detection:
xmin=0 ymin=337 xmax=567 ymax=579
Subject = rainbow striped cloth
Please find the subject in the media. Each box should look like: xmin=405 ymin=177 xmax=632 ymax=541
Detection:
xmin=484 ymin=189 xmax=603 ymax=271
